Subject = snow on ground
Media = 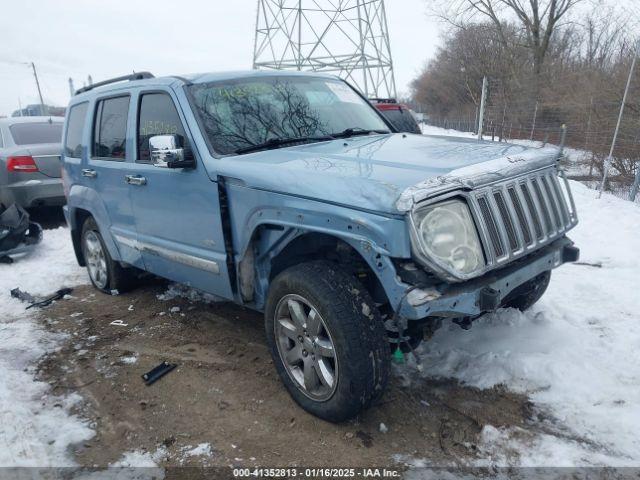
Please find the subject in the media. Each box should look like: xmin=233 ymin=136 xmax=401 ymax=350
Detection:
xmin=74 ymin=448 xmax=166 ymax=480
xmin=0 ymin=227 xmax=93 ymax=466
xmin=420 ymin=124 xmax=475 ymax=138
xmin=157 ymin=282 xmax=224 ymax=304
xmin=181 ymin=443 xmax=213 ymax=458
xmin=111 ymin=447 xmax=167 ymax=467
xmin=402 ymin=181 xmax=640 ymax=466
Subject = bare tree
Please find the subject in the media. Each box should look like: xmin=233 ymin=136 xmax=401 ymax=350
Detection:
xmin=413 ymin=3 xmax=638 ymax=189
xmin=427 ymin=0 xmax=585 ymax=75
xmin=411 ymin=22 xmax=528 ymax=117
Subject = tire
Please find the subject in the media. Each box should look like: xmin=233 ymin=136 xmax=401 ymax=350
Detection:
xmin=265 ymin=261 xmax=390 ymax=422
xmin=502 ymin=270 xmax=551 ymax=311
xmin=81 ymin=217 xmax=135 ymax=294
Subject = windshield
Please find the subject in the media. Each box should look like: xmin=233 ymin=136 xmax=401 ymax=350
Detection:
xmin=9 ymin=122 xmax=63 ymax=145
xmin=188 ymin=76 xmax=389 ymax=155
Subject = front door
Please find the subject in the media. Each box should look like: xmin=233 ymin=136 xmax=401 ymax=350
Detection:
xmin=126 ymin=90 xmax=233 ymax=300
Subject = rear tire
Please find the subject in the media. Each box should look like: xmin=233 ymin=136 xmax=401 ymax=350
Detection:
xmin=502 ymin=271 xmax=551 ymax=311
xmin=265 ymin=261 xmax=390 ymax=422
xmin=81 ymin=217 xmax=135 ymax=294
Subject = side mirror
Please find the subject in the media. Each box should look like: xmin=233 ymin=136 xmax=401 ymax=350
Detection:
xmin=149 ymin=135 xmax=195 ymax=169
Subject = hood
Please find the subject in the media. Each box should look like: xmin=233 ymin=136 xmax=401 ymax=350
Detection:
xmin=210 ymin=133 xmax=560 ymax=215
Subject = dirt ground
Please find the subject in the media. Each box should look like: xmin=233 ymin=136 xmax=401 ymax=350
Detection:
xmin=33 ymin=279 xmax=535 ymax=469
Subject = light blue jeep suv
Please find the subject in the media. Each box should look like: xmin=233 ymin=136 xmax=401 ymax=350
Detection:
xmin=62 ymin=71 xmax=579 ymax=421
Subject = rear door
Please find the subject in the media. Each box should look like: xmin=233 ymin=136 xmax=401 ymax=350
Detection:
xmin=126 ymin=89 xmax=233 ymax=299
xmin=85 ymin=95 xmax=143 ymax=268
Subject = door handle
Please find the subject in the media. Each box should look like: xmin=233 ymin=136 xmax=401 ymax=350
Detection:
xmin=125 ymin=175 xmax=147 ymax=186
xmin=82 ymin=169 xmax=97 ymax=178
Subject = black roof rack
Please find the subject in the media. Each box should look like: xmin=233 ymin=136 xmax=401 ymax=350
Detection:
xmin=75 ymin=72 xmax=155 ymax=95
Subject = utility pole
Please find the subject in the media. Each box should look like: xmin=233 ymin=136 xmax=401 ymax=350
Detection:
xmin=30 ymin=62 xmax=46 ymax=116
xmin=18 ymin=98 xmax=23 ymax=116
xmin=68 ymin=78 xmax=75 ymax=97
xmin=599 ymin=40 xmax=639 ymax=198
xmin=529 ymin=101 xmax=538 ymax=140
xmin=477 ymin=76 xmax=488 ymax=140
xmin=585 ymin=97 xmax=595 ymax=177
xmin=630 ymin=43 xmax=640 ymax=202
xmin=631 ymin=162 xmax=640 ymax=202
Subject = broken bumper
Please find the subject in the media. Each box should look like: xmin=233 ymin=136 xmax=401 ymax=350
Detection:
xmin=400 ymin=237 xmax=579 ymax=320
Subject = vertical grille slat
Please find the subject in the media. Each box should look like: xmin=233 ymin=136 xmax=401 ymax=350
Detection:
xmin=478 ymin=196 xmax=505 ymax=258
xmin=550 ymin=174 xmax=571 ymax=226
xmin=531 ymin=178 xmax=553 ymax=235
xmin=493 ymin=191 xmax=519 ymax=252
xmin=541 ymin=175 xmax=562 ymax=230
xmin=508 ymin=186 xmax=533 ymax=246
xmin=520 ymin=182 xmax=544 ymax=240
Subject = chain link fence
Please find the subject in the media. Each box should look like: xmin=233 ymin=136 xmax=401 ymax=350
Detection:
xmin=421 ymin=67 xmax=640 ymax=202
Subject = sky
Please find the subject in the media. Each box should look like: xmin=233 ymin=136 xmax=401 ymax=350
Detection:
xmin=0 ymin=0 xmax=443 ymax=117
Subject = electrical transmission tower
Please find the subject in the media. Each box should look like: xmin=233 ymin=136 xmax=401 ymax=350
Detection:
xmin=253 ymin=0 xmax=397 ymax=99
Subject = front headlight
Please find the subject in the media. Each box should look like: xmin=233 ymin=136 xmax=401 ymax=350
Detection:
xmin=411 ymin=199 xmax=485 ymax=277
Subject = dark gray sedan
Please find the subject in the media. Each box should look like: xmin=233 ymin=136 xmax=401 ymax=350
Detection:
xmin=0 ymin=116 xmax=65 ymax=208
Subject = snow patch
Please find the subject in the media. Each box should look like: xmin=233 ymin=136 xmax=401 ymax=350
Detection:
xmin=111 ymin=446 xmax=167 ymax=467
xmin=157 ymin=283 xmax=225 ymax=304
xmin=404 ymin=182 xmax=640 ymax=466
xmin=120 ymin=355 xmax=138 ymax=365
xmin=181 ymin=442 xmax=213 ymax=458
xmin=0 ymin=227 xmax=93 ymax=466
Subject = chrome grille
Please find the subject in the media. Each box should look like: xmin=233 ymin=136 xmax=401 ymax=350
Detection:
xmin=477 ymin=196 xmax=505 ymax=258
xmin=471 ymin=168 xmax=577 ymax=266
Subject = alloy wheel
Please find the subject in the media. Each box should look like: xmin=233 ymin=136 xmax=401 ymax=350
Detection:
xmin=274 ymin=294 xmax=338 ymax=401
xmin=84 ymin=230 xmax=108 ymax=289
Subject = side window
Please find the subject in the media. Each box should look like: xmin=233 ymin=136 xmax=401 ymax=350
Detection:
xmin=64 ymin=102 xmax=88 ymax=158
xmin=93 ymin=96 xmax=130 ymax=160
xmin=137 ymin=93 xmax=189 ymax=162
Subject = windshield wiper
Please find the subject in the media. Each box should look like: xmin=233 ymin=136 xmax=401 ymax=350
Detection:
xmin=331 ymin=127 xmax=390 ymax=138
xmin=234 ymin=135 xmax=335 ymax=154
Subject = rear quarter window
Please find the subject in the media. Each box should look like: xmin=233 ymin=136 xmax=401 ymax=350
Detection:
xmin=64 ymin=103 xmax=89 ymax=158
xmin=9 ymin=122 xmax=63 ymax=145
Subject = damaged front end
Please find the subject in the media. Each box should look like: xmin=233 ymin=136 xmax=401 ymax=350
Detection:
xmin=390 ymin=155 xmax=579 ymax=342
xmin=0 ymin=203 xmax=43 ymax=263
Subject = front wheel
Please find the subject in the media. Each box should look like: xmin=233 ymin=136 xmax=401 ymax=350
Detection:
xmin=265 ymin=261 xmax=390 ymax=422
